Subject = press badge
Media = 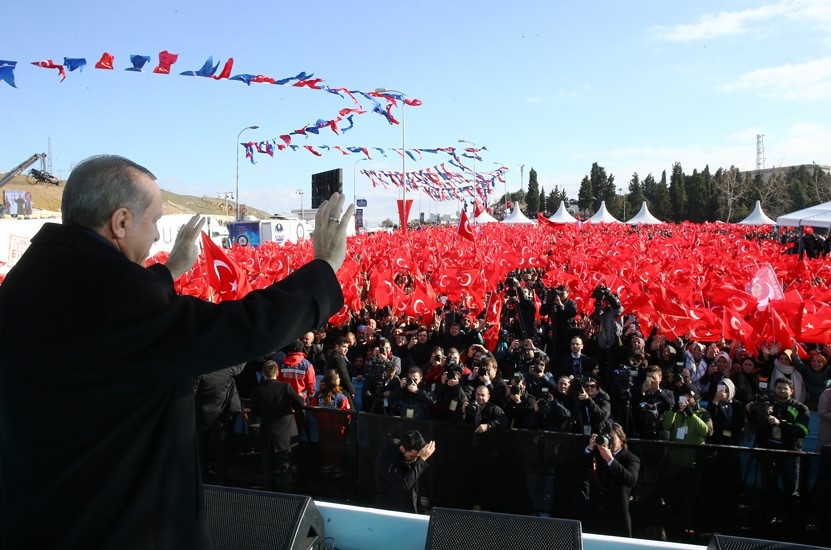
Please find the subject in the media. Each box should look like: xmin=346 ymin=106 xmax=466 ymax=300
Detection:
xmin=772 ymin=426 xmax=782 ymax=440
xmin=583 ymin=426 xmax=591 ymax=436
xmin=406 ymin=408 xmax=414 ymax=418
xmin=722 ymin=429 xmax=732 ymax=438
xmin=675 ymin=426 xmax=688 ymax=439
xmin=449 ymin=400 xmax=458 ymax=412
xmin=383 ymin=398 xmax=389 ymax=408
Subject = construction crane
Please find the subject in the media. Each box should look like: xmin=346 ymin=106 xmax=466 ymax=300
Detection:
xmin=0 ymin=154 xmax=47 ymax=190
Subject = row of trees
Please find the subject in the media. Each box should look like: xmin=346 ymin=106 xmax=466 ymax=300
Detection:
xmin=497 ymin=162 xmax=831 ymax=223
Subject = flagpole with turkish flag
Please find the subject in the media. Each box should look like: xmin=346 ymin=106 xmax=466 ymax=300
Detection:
xmin=200 ymin=232 xmax=252 ymax=303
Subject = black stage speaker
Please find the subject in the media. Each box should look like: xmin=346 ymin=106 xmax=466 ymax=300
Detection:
xmin=707 ymin=534 xmax=827 ymax=550
xmin=204 ymin=485 xmax=324 ymax=550
xmin=425 ymin=507 xmax=582 ymax=550
xmin=311 ymin=168 xmax=343 ymax=209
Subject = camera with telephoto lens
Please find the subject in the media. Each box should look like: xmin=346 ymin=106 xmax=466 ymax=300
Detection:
xmin=404 ymin=377 xmax=416 ymax=387
xmin=444 ymin=362 xmax=462 ymax=381
xmin=569 ymin=374 xmax=592 ymax=397
xmin=596 ymin=433 xmax=612 ymax=447
xmin=592 ymin=284 xmax=611 ymax=302
xmin=477 ymin=366 xmax=489 ymax=377
xmin=749 ymin=392 xmax=775 ymax=420
xmin=510 ymin=384 xmax=522 ymax=396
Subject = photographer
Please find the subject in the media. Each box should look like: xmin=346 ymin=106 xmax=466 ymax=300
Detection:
xmin=588 ymin=284 xmax=623 ymax=369
xmin=500 ymin=276 xmax=537 ymax=341
xmin=573 ymin=376 xmax=612 ymax=436
xmin=361 ymin=359 xmax=399 ymax=415
xmin=503 ymin=373 xmax=538 ymax=430
xmin=524 ymin=354 xmax=556 ymax=401
xmin=747 ymin=378 xmax=809 ymax=513
xmin=403 ymin=326 xmax=433 ymax=370
xmin=582 ymin=424 xmax=640 ymax=537
xmin=465 ymin=353 xmax=508 ymax=407
xmin=435 ymin=357 xmax=468 ymax=423
xmin=423 ymin=347 xmax=449 ymax=387
xmin=506 ymin=338 xmax=545 ymax=377
xmin=536 ymin=375 xmax=575 ymax=432
xmin=633 ymin=366 xmax=674 ymax=440
xmin=543 ymin=284 xmax=579 ymax=358
xmin=394 ymin=366 xmax=436 ymax=420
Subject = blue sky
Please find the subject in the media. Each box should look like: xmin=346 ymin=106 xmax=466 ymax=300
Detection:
xmin=2 ymin=1 xmax=830 ymax=224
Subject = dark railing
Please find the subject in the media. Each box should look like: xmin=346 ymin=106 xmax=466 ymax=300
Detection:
xmin=225 ymin=405 xmax=829 ymax=547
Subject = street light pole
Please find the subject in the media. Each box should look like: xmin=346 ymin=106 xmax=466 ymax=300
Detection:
xmin=235 ymin=125 xmax=259 ymax=221
xmin=217 ymin=191 xmax=234 ymax=220
xmin=375 ymin=87 xmax=407 ymax=231
xmin=296 ymin=189 xmax=304 ymax=221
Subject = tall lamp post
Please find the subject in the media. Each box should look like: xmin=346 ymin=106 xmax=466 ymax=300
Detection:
xmin=217 ymin=191 xmax=234 ymax=220
xmin=235 ymin=125 xmax=259 ymax=221
xmin=295 ymin=189 xmax=305 ymax=221
xmin=458 ymin=139 xmax=478 ymax=209
xmin=619 ymin=186 xmax=626 ymax=220
xmin=375 ymin=87 xmax=407 ymax=230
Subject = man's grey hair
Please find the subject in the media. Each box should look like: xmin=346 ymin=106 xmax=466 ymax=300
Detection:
xmin=62 ymin=155 xmax=156 ymax=230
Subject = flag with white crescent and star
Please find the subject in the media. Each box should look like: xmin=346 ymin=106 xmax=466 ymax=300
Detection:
xmin=458 ymin=210 xmax=475 ymax=242
xmin=201 ymin=232 xmax=253 ymax=303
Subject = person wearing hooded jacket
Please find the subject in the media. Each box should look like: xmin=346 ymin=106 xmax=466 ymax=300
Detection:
xmin=706 ymin=378 xmax=747 ymax=446
xmin=278 ymin=339 xmax=316 ymax=403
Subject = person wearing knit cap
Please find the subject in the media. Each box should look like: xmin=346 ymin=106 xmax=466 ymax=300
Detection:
xmin=706 ymin=378 xmax=746 ymax=446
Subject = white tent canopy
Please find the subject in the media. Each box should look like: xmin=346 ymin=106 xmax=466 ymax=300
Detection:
xmin=475 ymin=209 xmax=499 ymax=224
xmin=738 ymin=200 xmax=776 ymax=226
xmin=548 ymin=201 xmax=578 ymax=224
xmin=503 ymin=206 xmax=535 ymax=224
xmin=776 ymin=201 xmax=831 ymax=229
xmin=626 ymin=202 xmax=663 ymax=225
xmin=588 ymin=201 xmax=621 ymax=223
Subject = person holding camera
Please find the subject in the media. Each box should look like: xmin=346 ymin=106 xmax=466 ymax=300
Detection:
xmin=435 ymin=357 xmax=469 ymax=423
xmin=503 ymin=373 xmax=538 ymax=430
xmin=660 ymin=383 xmax=712 ymax=536
xmin=544 ymin=284 xmax=579 ymax=358
xmin=524 ymin=353 xmax=557 ymax=401
xmin=394 ymin=366 xmax=436 ymax=420
xmin=535 ymin=375 xmax=576 ymax=432
xmin=505 ymin=338 xmax=543 ymax=376
xmin=582 ymin=424 xmax=641 ymax=537
xmin=361 ymin=359 xmax=400 ymax=414
xmin=465 ymin=353 xmax=508 ymax=406
xmin=633 ymin=366 xmax=674 ymax=440
xmin=747 ymin=377 xmax=809 ymax=522
xmin=588 ymin=284 xmax=623 ymax=369
xmin=573 ymin=376 xmax=612 ymax=436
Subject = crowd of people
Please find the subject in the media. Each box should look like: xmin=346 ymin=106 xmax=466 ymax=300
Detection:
xmin=226 ymin=267 xmax=829 ymax=538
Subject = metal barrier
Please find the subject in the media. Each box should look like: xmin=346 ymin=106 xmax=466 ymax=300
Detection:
xmin=227 ymin=408 xmax=828 ymax=546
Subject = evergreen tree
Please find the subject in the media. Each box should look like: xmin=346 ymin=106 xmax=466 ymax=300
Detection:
xmin=577 ymin=175 xmax=594 ymax=216
xmin=652 ymin=170 xmax=672 ymax=221
xmin=686 ymin=168 xmax=707 ymax=223
xmin=627 ymin=172 xmax=643 ymax=220
xmin=526 ymin=168 xmax=540 ymax=214
xmin=668 ymin=163 xmax=687 ymax=222
xmin=539 ymin=186 xmax=546 ymax=215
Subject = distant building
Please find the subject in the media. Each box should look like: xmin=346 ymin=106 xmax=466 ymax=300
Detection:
xmin=742 ymin=163 xmax=830 ymax=185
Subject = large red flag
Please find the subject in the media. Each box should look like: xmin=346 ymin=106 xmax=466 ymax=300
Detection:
xmin=473 ymin=199 xmax=485 ymax=218
xmin=201 ymin=233 xmax=252 ymax=302
xmin=458 ymin=210 xmax=475 ymax=242
xmin=800 ymin=307 xmax=831 ymax=344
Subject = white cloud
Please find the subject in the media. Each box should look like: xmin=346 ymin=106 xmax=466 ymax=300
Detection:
xmin=719 ymin=57 xmax=831 ymax=100
xmin=652 ymin=0 xmax=831 ymax=43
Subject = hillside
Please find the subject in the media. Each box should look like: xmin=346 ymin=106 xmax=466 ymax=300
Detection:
xmin=1 ymin=173 xmax=270 ymax=219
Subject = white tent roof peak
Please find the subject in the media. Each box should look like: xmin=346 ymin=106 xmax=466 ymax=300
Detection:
xmin=626 ymin=201 xmax=663 ymax=225
xmin=738 ymin=200 xmax=776 ymax=225
xmin=776 ymin=201 xmax=831 ymax=229
xmin=548 ymin=201 xmax=578 ymax=224
xmin=503 ymin=205 xmax=536 ymax=225
xmin=588 ymin=201 xmax=621 ymax=223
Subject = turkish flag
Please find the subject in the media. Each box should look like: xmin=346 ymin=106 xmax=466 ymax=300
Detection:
xmin=799 ymin=307 xmax=831 ymax=344
xmin=201 ymin=233 xmax=252 ymax=303
xmin=721 ymin=307 xmax=757 ymax=354
xmin=748 ymin=263 xmax=785 ymax=309
xmin=397 ymin=199 xmax=413 ymax=232
xmin=484 ymin=292 xmax=504 ymax=325
xmin=473 ymin=199 xmax=485 ymax=217
xmin=458 ymin=210 xmax=475 ymax=242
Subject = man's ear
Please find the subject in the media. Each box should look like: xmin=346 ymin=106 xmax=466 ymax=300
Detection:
xmin=108 ymin=207 xmax=131 ymax=239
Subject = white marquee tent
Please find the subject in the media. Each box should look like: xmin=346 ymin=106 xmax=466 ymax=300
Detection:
xmin=588 ymin=201 xmax=621 ymax=223
xmin=503 ymin=206 xmax=535 ymax=225
xmin=625 ymin=202 xmax=663 ymax=225
xmin=776 ymin=201 xmax=831 ymax=229
xmin=548 ymin=201 xmax=578 ymax=224
xmin=474 ymin=209 xmax=499 ymax=224
xmin=738 ymin=200 xmax=776 ymax=226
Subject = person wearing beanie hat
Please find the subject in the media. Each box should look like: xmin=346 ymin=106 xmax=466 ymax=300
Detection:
xmin=706 ymin=379 xmax=746 ymax=446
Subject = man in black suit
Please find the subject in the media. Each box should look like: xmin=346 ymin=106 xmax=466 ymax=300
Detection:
xmin=251 ymin=360 xmax=306 ymax=491
xmin=0 ymin=155 xmax=353 ymax=549
xmin=556 ymin=336 xmax=599 ymax=379
xmin=583 ymin=423 xmax=641 ymax=537
xmin=374 ymin=429 xmax=437 ymax=513
xmin=326 ymin=335 xmax=357 ymax=409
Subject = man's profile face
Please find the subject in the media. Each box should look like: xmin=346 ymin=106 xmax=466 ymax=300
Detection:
xmin=401 ymin=447 xmax=419 ymax=463
xmin=118 ymin=171 xmax=162 ymax=265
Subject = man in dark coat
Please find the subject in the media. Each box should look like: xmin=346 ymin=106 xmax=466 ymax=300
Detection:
xmin=374 ymin=430 xmax=437 ymax=513
xmin=251 ymin=360 xmax=306 ymax=490
xmin=326 ymin=335 xmax=357 ymax=408
xmin=194 ymin=363 xmax=245 ymax=484
xmin=583 ymin=424 xmax=641 ymax=537
xmin=0 ymin=155 xmax=352 ymax=549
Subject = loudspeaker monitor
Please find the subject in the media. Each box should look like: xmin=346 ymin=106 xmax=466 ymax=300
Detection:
xmin=204 ymin=485 xmax=324 ymax=550
xmin=425 ymin=507 xmax=582 ymax=550
xmin=707 ymin=534 xmax=827 ymax=550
